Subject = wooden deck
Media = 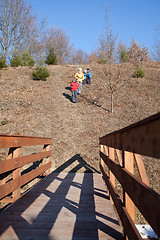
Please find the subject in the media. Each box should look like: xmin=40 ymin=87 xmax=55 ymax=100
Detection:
xmin=0 ymin=173 xmax=123 ymax=240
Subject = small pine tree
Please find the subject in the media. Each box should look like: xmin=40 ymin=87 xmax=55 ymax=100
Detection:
xmin=133 ymin=65 xmax=145 ymax=78
xmin=0 ymin=57 xmax=7 ymax=69
xmin=45 ymin=49 xmax=57 ymax=65
xmin=117 ymin=41 xmax=129 ymax=63
xmin=10 ymin=55 xmax=22 ymax=67
xmin=32 ymin=66 xmax=50 ymax=81
xmin=21 ymin=51 xmax=35 ymax=66
xmin=120 ymin=49 xmax=129 ymax=62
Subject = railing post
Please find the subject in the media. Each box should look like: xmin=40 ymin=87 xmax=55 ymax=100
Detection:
xmin=12 ymin=147 xmax=21 ymax=201
xmin=123 ymin=151 xmax=135 ymax=240
xmin=40 ymin=144 xmax=51 ymax=176
xmin=100 ymin=145 xmax=104 ymax=169
xmin=109 ymin=147 xmax=115 ymax=203
xmin=45 ymin=144 xmax=51 ymax=175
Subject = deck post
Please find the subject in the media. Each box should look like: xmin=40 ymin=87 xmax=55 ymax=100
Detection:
xmin=44 ymin=144 xmax=51 ymax=175
xmin=100 ymin=145 xmax=104 ymax=168
xmin=12 ymin=147 xmax=22 ymax=201
xmin=109 ymin=147 xmax=115 ymax=203
xmin=124 ymin=151 xmax=135 ymax=240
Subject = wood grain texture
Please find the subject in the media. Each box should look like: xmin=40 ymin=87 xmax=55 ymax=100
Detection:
xmin=0 ymin=173 xmax=123 ymax=240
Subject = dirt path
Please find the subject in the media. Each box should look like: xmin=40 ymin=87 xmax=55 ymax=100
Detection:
xmin=48 ymin=66 xmax=98 ymax=172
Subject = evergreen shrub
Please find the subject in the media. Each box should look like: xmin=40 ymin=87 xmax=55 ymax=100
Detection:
xmin=32 ymin=66 xmax=50 ymax=81
xmin=45 ymin=50 xmax=57 ymax=65
xmin=120 ymin=49 xmax=129 ymax=62
xmin=10 ymin=55 xmax=22 ymax=67
xmin=0 ymin=57 xmax=7 ymax=69
xmin=134 ymin=67 xmax=145 ymax=78
xmin=21 ymin=51 xmax=35 ymax=66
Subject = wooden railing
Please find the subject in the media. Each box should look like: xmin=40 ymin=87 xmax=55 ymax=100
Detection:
xmin=99 ymin=113 xmax=160 ymax=240
xmin=0 ymin=134 xmax=52 ymax=204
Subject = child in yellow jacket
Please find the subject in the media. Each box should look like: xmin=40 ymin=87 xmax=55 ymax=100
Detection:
xmin=75 ymin=68 xmax=84 ymax=94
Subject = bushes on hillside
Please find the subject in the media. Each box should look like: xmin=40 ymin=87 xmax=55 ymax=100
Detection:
xmin=32 ymin=66 xmax=50 ymax=81
xmin=10 ymin=51 xmax=35 ymax=67
xmin=21 ymin=51 xmax=35 ymax=66
xmin=133 ymin=66 xmax=145 ymax=78
xmin=0 ymin=57 xmax=7 ymax=69
xmin=120 ymin=49 xmax=129 ymax=62
xmin=45 ymin=49 xmax=57 ymax=65
xmin=10 ymin=55 xmax=22 ymax=67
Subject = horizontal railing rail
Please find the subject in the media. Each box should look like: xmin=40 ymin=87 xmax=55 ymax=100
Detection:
xmin=0 ymin=134 xmax=52 ymax=204
xmin=99 ymin=113 xmax=160 ymax=240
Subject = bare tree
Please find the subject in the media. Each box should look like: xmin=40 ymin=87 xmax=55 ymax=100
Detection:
xmin=70 ymin=49 xmax=89 ymax=65
xmin=0 ymin=0 xmax=37 ymax=61
xmin=152 ymin=40 xmax=160 ymax=61
xmin=43 ymin=27 xmax=73 ymax=65
xmin=98 ymin=7 xmax=117 ymax=63
xmin=19 ymin=18 xmax=46 ymax=65
xmin=99 ymin=6 xmax=117 ymax=112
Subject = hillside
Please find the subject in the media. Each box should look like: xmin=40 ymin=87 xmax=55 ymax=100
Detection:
xmin=0 ymin=62 xmax=160 ymax=194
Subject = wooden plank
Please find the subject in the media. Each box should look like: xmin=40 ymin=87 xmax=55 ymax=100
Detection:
xmin=109 ymin=147 xmax=115 ymax=187
xmin=12 ymin=147 xmax=21 ymax=201
xmin=0 ymin=148 xmax=13 ymax=186
xmin=124 ymin=151 xmax=135 ymax=223
xmin=100 ymin=145 xmax=104 ymax=169
xmin=0 ymin=196 xmax=14 ymax=203
xmin=0 ymin=150 xmax=52 ymax=174
xmin=0 ymin=173 xmax=123 ymax=240
xmin=0 ymin=135 xmax=52 ymax=148
xmin=99 ymin=113 xmax=160 ymax=158
xmin=20 ymin=162 xmax=51 ymax=187
xmin=43 ymin=145 xmax=51 ymax=175
xmin=134 ymin=153 xmax=150 ymax=186
xmin=100 ymin=151 xmax=160 ymax=237
xmin=100 ymin=163 xmax=142 ymax=240
xmin=115 ymin=149 xmax=123 ymax=166
xmin=109 ymin=147 xmax=115 ymax=204
xmin=124 ymin=151 xmax=135 ymax=240
xmin=0 ymin=162 xmax=51 ymax=200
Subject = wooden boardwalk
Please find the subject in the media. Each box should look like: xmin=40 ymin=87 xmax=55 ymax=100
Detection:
xmin=0 ymin=173 xmax=123 ymax=240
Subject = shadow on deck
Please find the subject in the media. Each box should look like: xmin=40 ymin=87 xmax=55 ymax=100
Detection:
xmin=0 ymin=155 xmax=123 ymax=240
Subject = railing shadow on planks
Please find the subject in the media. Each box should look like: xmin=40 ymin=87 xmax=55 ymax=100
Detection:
xmin=0 ymin=134 xmax=52 ymax=204
xmin=99 ymin=112 xmax=160 ymax=240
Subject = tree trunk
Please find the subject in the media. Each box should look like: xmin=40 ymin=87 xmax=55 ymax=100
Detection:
xmin=111 ymin=90 xmax=113 ymax=113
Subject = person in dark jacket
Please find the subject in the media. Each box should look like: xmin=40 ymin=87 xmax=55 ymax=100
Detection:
xmin=83 ymin=70 xmax=87 ymax=84
xmin=86 ymin=68 xmax=92 ymax=85
xmin=70 ymin=78 xmax=80 ymax=103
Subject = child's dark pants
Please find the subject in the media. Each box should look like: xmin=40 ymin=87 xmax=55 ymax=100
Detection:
xmin=72 ymin=91 xmax=77 ymax=103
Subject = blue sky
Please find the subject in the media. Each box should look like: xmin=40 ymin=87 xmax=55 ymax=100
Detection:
xmin=28 ymin=0 xmax=160 ymax=54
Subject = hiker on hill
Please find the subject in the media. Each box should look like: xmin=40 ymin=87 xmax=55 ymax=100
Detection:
xmin=86 ymin=68 xmax=92 ymax=85
xmin=75 ymin=68 xmax=84 ymax=94
xmin=70 ymin=78 xmax=80 ymax=103
xmin=83 ymin=70 xmax=87 ymax=84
